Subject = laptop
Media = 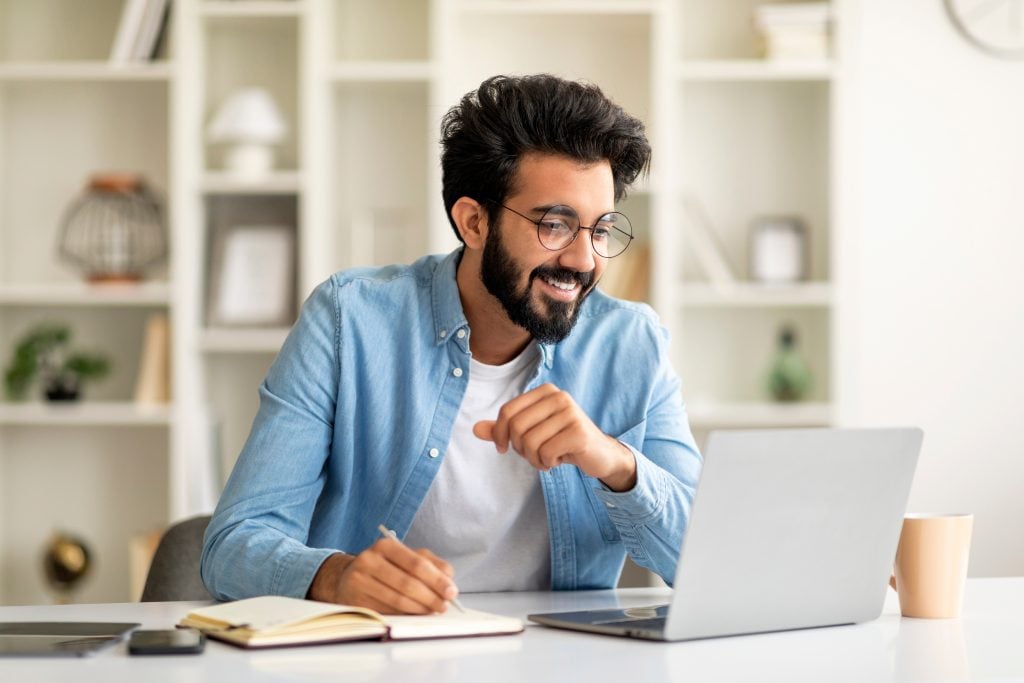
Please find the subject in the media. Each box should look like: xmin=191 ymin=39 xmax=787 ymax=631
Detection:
xmin=529 ymin=427 xmax=922 ymax=641
xmin=0 ymin=622 xmax=138 ymax=657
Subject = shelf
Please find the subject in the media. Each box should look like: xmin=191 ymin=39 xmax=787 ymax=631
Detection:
xmin=201 ymin=171 xmax=304 ymax=195
xmin=200 ymin=327 xmax=291 ymax=353
xmin=330 ymin=61 xmax=435 ymax=83
xmin=0 ymin=282 xmax=171 ymax=307
xmin=681 ymin=283 xmax=832 ymax=308
xmin=200 ymin=1 xmax=304 ymax=18
xmin=458 ymin=0 xmax=657 ymax=15
xmin=687 ymin=401 xmax=833 ymax=428
xmin=678 ymin=60 xmax=835 ymax=82
xmin=0 ymin=62 xmax=173 ymax=82
xmin=0 ymin=402 xmax=173 ymax=427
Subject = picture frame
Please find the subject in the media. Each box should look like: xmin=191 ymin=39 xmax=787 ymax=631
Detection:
xmin=207 ymin=224 xmax=295 ymax=327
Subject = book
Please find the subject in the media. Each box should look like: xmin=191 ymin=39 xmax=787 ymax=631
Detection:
xmin=110 ymin=0 xmax=150 ymax=63
xmin=679 ymin=194 xmax=737 ymax=288
xmin=132 ymin=0 xmax=171 ymax=61
xmin=178 ymin=595 xmax=524 ymax=649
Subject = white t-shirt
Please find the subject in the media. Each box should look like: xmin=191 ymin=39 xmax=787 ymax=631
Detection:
xmin=404 ymin=342 xmax=551 ymax=592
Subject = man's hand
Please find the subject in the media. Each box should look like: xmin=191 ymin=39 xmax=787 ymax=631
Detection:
xmin=473 ymin=383 xmax=637 ymax=492
xmin=307 ymin=538 xmax=459 ymax=614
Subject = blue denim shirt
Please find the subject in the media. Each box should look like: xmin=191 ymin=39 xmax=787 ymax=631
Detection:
xmin=201 ymin=249 xmax=702 ymax=600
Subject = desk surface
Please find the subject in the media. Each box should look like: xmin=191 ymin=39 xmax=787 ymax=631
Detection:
xmin=1 ymin=578 xmax=1022 ymax=682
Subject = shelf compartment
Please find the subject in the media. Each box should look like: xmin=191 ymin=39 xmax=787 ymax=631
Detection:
xmin=200 ymin=327 xmax=290 ymax=353
xmin=0 ymin=0 xmax=124 ymax=63
xmin=678 ymin=60 xmax=835 ymax=82
xmin=681 ymin=282 xmax=832 ymax=308
xmin=333 ymin=0 xmax=429 ymax=63
xmin=678 ymin=0 xmax=832 ymax=62
xmin=686 ymin=401 xmax=833 ymax=428
xmin=0 ymin=401 xmax=172 ymax=426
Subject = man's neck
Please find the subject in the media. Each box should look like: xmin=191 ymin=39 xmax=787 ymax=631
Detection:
xmin=456 ymin=252 xmax=533 ymax=366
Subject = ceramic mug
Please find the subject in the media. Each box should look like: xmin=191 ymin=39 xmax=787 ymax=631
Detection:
xmin=890 ymin=513 xmax=973 ymax=619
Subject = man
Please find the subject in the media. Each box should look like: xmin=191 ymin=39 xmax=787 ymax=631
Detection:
xmin=201 ymin=74 xmax=702 ymax=614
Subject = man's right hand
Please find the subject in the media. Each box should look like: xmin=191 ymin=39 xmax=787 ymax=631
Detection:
xmin=306 ymin=538 xmax=459 ymax=614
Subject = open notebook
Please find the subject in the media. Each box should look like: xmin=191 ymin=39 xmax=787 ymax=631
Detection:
xmin=179 ymin=596 xmax=523 ymax=649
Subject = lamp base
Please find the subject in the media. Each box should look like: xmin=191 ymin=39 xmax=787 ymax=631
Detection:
xmin=224 ymin=143 xmax=276 ymax=179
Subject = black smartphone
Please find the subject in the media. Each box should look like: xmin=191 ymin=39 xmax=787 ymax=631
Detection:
xmin=128 ymin=628 xmax=205 ymax=655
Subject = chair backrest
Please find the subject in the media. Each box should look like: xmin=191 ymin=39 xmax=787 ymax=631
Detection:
xmin=140 ymin=515 xmax=213 ymax=602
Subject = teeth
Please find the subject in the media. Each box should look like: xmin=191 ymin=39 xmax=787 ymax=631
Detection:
xmin=543 ymin=276 xmax=577 ymax=291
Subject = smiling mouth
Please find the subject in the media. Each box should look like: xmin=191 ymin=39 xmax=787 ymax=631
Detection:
xmin=536 ymin=274 xmax=582 ymax=302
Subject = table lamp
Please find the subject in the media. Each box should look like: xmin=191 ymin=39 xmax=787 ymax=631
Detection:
xmin=207 ymin=87 xmax=287 ymax=179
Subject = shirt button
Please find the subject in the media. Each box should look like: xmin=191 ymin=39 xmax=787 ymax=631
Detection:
xmin=428 ymin=448 xmax=440 ymax=458
xmin=456 ymin=329 xmax=466 ymax=339
xmin=439 ymin=330 xmax=447 ymax=338
xmin=452 ymin=367 xmax=463 ymax=378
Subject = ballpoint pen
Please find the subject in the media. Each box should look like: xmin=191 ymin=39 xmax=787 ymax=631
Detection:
xmin=377 ymin=524 xmax=466 ymax=613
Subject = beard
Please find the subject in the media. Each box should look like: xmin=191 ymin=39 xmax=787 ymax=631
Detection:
xmin=480 ymin=219 xmax=595 ymax=344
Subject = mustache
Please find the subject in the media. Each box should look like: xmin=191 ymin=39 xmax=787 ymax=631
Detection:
xmin=530 ymin=266 xmax=595 ymax=290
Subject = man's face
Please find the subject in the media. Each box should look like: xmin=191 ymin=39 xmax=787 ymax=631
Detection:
xmin=480 ymin=153 xmax=613 ymax=344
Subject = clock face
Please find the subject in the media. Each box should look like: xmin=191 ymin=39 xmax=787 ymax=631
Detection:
xmin=945 ymin=0 xmax=1024 ymax=58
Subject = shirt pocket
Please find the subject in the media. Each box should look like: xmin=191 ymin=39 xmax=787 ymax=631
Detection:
xmin=580 ymin=420 xmax=647 ymax=543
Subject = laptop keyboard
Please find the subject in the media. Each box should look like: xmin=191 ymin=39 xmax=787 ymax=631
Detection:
xmin=599 ymin=616 xmax=667 ymax=632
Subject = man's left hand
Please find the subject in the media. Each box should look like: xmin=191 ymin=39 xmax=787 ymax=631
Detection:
xmin=473 ymin=383 xmax=637 ymax=492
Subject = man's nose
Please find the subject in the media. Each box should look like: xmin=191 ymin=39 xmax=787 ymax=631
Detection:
xmin=557 ymin=228 xmax=597 ymax=274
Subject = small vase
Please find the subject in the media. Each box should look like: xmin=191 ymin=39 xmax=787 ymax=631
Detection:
xmin=767 ymin=325 xmax=811 ymax=402
xmin=44 ymin=377 xmax=80 ymax=402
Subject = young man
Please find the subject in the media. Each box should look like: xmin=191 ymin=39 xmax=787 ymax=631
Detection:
xmin=201 ymin=74 xmax=701 ymax=614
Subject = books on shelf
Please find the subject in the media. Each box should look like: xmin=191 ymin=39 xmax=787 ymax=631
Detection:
xmin=179 ymin=595 xmax=524 ymax=649
xmin=680 ymin=193 xmax=737 ymax=289
xmin=110 ymin=0 xmax=171 ymax=64
xmin=753 ymin=2 xmax=832 ymax=61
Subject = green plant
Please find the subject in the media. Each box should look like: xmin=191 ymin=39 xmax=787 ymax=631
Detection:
xmin=3 ymin=323 xmax=111 ymax=401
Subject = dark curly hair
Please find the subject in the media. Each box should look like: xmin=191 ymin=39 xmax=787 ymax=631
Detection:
xmin=440 ymin=74 xmax=651 ymax=243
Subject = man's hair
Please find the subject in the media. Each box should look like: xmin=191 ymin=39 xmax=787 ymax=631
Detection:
xmin=440 ymin=74 xmax=652 ymax=242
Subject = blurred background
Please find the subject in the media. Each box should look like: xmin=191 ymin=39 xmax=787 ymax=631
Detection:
xmin=0 ymin=0 xmax=1020 ymax=605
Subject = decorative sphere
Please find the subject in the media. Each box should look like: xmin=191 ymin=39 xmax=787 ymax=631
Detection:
xmin=43 ymin=532 xmax=92 ymax=592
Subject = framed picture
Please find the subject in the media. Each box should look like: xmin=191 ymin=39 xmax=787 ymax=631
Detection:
xmin=207 ymin=224 xmax=295 ymax=326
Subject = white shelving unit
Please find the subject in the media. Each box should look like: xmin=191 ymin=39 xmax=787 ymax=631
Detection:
xmin=0 ymin=0 xmax=845 ymax=603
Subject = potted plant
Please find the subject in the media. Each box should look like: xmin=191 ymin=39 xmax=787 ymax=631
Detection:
xmin=3 ymin=324 xmax=111 ymax=402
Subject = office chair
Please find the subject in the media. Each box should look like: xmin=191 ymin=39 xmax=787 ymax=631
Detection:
xmin=140 ymin=514 xmax=213 ymax=602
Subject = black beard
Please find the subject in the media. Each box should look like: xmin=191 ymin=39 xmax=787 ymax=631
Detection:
xmin=480 ymin=221 xmax=595 ymax=344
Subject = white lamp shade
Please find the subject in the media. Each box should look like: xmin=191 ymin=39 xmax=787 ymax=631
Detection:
xmin=207 ymin=88 xmax=287 ymax=144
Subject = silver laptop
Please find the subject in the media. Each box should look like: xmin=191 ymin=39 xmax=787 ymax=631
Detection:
xmin=529 ymin=427 xmax=922 ymax=641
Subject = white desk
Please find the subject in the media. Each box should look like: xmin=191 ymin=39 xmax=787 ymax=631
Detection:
xmin=1 ymin=578 xmax=1022 ymax=682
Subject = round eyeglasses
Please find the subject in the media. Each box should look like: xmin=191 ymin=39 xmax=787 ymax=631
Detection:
xmin=492 ymin=202 xmax=634 ymax=259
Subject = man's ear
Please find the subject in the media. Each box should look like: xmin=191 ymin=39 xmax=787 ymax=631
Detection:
xmin=451 ymin=197 xmax=489 ymax=250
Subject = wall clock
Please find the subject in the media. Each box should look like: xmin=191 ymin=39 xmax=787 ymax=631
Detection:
xmin=944 ymin=0 xmax=1024 ymax=58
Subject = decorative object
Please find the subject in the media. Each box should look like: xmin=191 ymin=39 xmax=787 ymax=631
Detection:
xmin=207 ymin=88 xmax=288 ymax=179
xmin=57 ymin=173 xmax=167 ymax=282
xmin=753 ymin=2 xmax=832 ymax=61
xmin=944 ymin=0 xmax=1024 ymax=59
xmin=208 ymin=224 xmax=295 ymax=326
xmin=766 ymin=325 xmax=811 ymax=402
xmin=3 ymin=323 xmax=111 ymax=402
xmin=133 ymin=313 xmax=171 ymax=404
xmin=43 ymin=531 xmax=92 ymax=604
xmin=749 ymin=215 xmax=808 ymax=283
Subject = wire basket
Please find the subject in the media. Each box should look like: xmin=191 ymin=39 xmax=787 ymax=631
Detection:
xmin=57 ymin=173 xmax=168 ymax=282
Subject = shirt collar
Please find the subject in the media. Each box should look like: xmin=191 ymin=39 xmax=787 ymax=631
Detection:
xmin=430 ymin=247 xmax=555 ymax=369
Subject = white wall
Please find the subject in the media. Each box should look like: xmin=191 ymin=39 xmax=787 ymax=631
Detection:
xmin=840 ymin=0 xmax=1024 ymax=575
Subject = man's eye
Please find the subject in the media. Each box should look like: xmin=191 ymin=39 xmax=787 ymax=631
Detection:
xmin=592 ymin=227 xmax=611 ymax=242
xmin=541 ymin=220 xmax=571 ymax=233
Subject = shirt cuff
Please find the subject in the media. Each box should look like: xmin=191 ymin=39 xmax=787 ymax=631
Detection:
xmin=591 ymin=444 xmax=667 ymax=525
xmin=273 ymin=546 xmax=339 ymax=599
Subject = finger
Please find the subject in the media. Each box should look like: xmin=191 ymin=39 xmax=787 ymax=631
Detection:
xmin=506 ymin=393 xmax=572 ymax=458
xmin=473 ymin=420 xmax=496 ymax=442
xmin=493 ymin=384 xmax=560 ymax=453
xmin=366 ymin=553 xmax=450 ymax=614
xmin=379 ymin=540 xmax=458 ymax=607
xmin=536 ymin=424 xmax=583 ymax=470
xmin=518 ymin=407 xmax=574 ymax=470
xmin=416 ymin=547 xmax=455 ymax=579
xmin=351 ymin=569 xmax=439 ymax=615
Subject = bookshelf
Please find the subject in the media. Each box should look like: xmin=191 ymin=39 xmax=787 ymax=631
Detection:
xmin=0 ymin=0 xmax=845 ymax=603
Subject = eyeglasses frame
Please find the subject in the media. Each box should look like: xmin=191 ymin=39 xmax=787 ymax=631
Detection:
xmin=487 ymin=200 xmax=634 ymax=259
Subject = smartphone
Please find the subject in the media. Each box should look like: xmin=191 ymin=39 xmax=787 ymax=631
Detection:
xmin=128 ymin=628 xmax=205 ymax=655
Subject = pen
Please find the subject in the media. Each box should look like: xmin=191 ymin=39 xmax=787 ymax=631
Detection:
xmin=377 ymin=524 xmax=466 ymax=613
